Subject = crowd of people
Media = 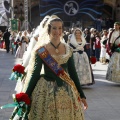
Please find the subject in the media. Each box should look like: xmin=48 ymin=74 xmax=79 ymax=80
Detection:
xmin=0 ymin=14 xmax=120 ymax=120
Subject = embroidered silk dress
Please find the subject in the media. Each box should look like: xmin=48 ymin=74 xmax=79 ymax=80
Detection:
xmin=70 ymin=42 xmax=94 ymax=86
xmin=106 ymin=36 xmax=120 ymax=83
xmin=21 ymin=44 xmax=85 ymax=120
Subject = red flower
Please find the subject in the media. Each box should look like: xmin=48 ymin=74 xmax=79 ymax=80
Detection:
xmin=14 ymin=42 xmax=17 ymax=45
xmin=13 ymin=64 xmax=25 ymax=74
xmin=90 ymin=56 xmax=97 ymax=64
xmin=118 ymin=44 xmax=120 ymax=47
xmin=15 ymin=93 xmax=30 ymax=105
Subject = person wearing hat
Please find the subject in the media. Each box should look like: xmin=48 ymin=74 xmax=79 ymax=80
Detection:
xmin=106 ymin=22 xmax=120 ymax=83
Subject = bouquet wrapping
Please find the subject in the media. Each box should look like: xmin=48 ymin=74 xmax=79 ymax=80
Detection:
xmin=9 ymin=64 xmax=25 ymax=81
xmin=1 ymin=93 xmax=30 ymax=120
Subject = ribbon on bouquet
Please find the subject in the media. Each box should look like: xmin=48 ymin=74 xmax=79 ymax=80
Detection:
xmin=1 ymin=93 xmax=30 ymax=120
xmin=9 ymin=64 xmax=25 ymax=81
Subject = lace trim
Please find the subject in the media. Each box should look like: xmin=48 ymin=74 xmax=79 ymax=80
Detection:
xmin=52 ymin=44 xmax=73 ymax=65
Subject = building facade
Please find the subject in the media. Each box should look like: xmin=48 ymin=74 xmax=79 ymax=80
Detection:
xmin=0 ymin=0 xmax=120 ymax=30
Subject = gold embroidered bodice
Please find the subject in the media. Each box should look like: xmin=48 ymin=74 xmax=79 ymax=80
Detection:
xmin=23 ymin=43 xmax=86 ymax=98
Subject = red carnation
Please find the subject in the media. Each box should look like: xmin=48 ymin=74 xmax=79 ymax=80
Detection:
xmin=13 ymin=64 xmax=25 ymax=74
xmin=15 ymin=92 xmax=30 ymax=105
xmin=90 ymin=56 xmax=96 ymax=64
xmin=118 ymin=44 xmax=120 ymax=47
xmin=14 ymin=42 xmax=17 ymax=45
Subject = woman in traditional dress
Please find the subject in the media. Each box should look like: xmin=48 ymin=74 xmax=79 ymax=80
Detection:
xmin=100 ymin=30 xmax=108 ymax=64
xmin=15 ymin=31 xmax=29 ymax=59
xmin=69 ymin=28 xmax=95 ymax=86
xmin=14 ymin=31 xmax=22 ymax=52
xmin=9 ymin=31 xmax=17 ymax=54
xmin=9 ymin=16 xmax=88 ymax=120
xmin=106 ymin=22 xmax=120 ymax=82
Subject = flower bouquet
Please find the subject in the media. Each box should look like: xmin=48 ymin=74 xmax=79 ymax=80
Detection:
xmin=9 ymin=64 xmax=25 ymax=81
xmin=118 ymin=44 xmax=120 ymax=47
xmin=115 ymin=44 xmax=120 ymax=52
xmin=14 ymin=42 xmax=17 ymax=45
xmin=111 ymin=43 xmax=120 ymax=53
xmin=1 ymin=93 xmax=30 ymax=120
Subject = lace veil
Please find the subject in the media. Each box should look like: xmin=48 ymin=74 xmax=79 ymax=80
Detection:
xmin=69 ymin=28 xmax=86 ymax=47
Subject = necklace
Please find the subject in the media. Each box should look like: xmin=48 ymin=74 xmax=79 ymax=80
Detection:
xmin=50 ymin=42 xmax=61 ymax=53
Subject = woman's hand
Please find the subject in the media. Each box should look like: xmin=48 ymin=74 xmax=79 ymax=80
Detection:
xmin=81 ymin=98 xmax=88 ymax=110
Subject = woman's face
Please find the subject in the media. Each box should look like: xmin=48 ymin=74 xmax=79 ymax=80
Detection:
xmin=75 ymin=30 xmax=81 ymax=39
xmin=114 ymin=24 xmax=120 ymax=30
xmin=49 ymin=21 xmax=63 ymax=40
xmin=103 ymin=31 xmax=108 ymax=35
xmin=19 ymin=32 xmax=22 ymax=36
xmin=24 ymin=31 xmax=27 ymax=36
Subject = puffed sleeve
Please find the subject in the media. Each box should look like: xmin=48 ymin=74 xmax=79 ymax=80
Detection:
xmin=25 ymin=53 xmax=43 ymax=97
xmin=67 ymin=54 xmax=86 ymax=99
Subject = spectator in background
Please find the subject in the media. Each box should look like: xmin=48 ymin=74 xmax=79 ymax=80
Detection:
xmin=3 ymin=29 xmax=11 ymax=53
xmin=15 ymin=31 xmax=22 ymax=52
xmin=9 ymin=31 xmax=17 ymax=54
xmin=67 ymin=28 xmax=74 ymax=43
xmin=100 ymin=30 xmax=108 ymax=64
xmin=15 ymin=31 xmax=29 ymax=59
xmin=105 ymin=18 xmax=114 ymax=29
xmin=96 ymin=18 xmax=102 ymax=32
xmin=95 ymin=31 xmax=101 ymax=61
xmin=90 ymin=28 xmax=96 ymax=56
xmin=84 ymin=28 xmax=91 ymax=59
xmin=63 ymin=31 xmax=69 ymax=43
xmin=0 ymin=30 xmax=3 ymax=49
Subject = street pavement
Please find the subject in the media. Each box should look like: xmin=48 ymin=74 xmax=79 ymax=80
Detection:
xmin=0 ymin=48 xmax=120 ymax=120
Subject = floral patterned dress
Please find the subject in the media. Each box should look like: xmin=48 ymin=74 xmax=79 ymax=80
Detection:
xmin=70 ymin=42 xmax=94 ymax=86
xmin=21 ymin=44 xmax=85 ymax=120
